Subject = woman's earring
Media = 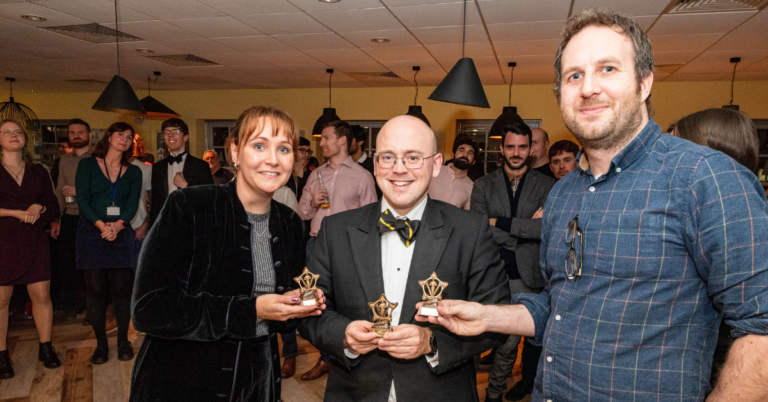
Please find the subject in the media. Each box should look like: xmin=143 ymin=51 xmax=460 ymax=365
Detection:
xmin=233 ymin=162 xmax=237 ymax=168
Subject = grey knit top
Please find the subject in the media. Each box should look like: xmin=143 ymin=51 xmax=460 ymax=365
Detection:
xmin=246 ymin=208 xmax=275 ymax=337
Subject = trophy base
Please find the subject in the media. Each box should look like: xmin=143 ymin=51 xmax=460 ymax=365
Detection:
xmin=371 ymin=325 xmax=391 ymax=338
xmin=417 ymin=306 xmax=439 ymax=317
xmin=301 ymin=298 xmax=318 ymax=306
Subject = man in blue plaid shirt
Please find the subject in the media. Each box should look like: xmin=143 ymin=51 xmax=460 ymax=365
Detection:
xmin=418 ymin=8 xmax=768 ymax=402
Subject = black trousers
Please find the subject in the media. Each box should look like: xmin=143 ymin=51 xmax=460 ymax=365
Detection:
xmin=83 ymin=268 xmax=134 ymax=347
xmin=52 ymin=214 xmax=81 ymax=312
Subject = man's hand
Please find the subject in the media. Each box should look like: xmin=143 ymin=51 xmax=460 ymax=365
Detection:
xmin=310 ymin=188 xmax=329 ymax=208
xmin=63 ymin=185 xmax=76 ymax=197
xmin=173 ymin=172 xmax=188 ymax=189
xmin=134 ymin=219 xmax=149 ymax=240
xmin=379 ymin=324 xmax=432 ymax=360
xmin=344 ymin=320 xmax=379 ymax=355
xmin=415 ymin=300 xmax=488 ymax=336
xmin=50 ymin=222 xmax=61 ymax=239
xmin=489 ymin=218 xmax=497 ymax=227
xmin=532 ymin=207 xmax=544 ymax=219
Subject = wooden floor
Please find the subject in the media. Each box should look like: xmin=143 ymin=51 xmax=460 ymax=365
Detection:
xmin=0 ymin=312 xmax=528 ymax=402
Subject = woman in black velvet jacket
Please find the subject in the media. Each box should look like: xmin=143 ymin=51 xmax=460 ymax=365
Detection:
xmin=130 ymin=106 xmax=324 ymax=402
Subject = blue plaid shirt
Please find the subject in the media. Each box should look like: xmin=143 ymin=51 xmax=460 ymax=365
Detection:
xmin=514 ymin=119 xmax=768 ymax=401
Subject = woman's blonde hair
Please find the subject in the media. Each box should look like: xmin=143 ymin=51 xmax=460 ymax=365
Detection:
xmin=228 ymin=106 xmax=300 ymax=167
xmin=0 ymin=119 xmax=33 ymax=163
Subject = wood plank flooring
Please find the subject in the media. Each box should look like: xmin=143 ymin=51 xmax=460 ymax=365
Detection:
xmin=0 ymin=313 xmax=528 ymax=401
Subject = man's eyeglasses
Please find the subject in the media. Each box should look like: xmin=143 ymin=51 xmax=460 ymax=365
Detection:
xmin=375 ymin=153 xmax=437 ymax=169
xmin=298 ymin=148 xmax=313 ymax=155
xmin=1 ymin=130 xmax=23 ymax=138
xmin=565 ymin=215 xmax=583 ymax=279
xmin=163 ymin=129 xmax=182 ymax=135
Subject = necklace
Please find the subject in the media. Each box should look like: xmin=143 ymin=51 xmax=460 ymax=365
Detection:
xmin=1 ymin=160 xmax=24 ymax=180
xmin=511 ymin=178 xmax=520 ymax=197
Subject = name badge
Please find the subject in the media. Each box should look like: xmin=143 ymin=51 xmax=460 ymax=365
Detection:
xmin=107 ymin=206 xmax=121 ymax=216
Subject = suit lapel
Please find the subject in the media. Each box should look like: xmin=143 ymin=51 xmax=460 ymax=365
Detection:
xmin=492 ymin=169 xmax=511 ymax=218
xmin=182 ymin=155 xmax=193 ymax=185
xmin=158 ymin=159 xmax=169 ymax=197
xmin=349 ymin=204 xmax=385 ymax=303
xmin=516 ymin=169 xmax=536 ymax=217
xmin=401 ymin=199 xmax=452 ymax=324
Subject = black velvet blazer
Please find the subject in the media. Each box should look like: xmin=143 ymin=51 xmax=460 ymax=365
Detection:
xmin=130 ymin=180 xmax=307 ymax=402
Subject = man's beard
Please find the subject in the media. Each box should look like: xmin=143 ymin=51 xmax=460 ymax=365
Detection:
xmin=504 ymin=155 xmax=526 ymax=172
xmin=453 ymin=157 xmax=471 ymax=170
xmin=562 ymin=85 xmax=644 ymax=151
xmin=69 ymin=138 xmax=89 ymax=149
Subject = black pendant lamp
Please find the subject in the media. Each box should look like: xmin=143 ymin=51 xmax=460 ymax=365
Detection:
xmin=723 ymin=57 xmax=741 ymax=110
xmin=490 ymin=62 xmax=524 ymax=139
xmin=312 ymin=69 xmax=340 ymax=138
xmin=428 ymin=0 xmax=489 ymax=108
xmin=406 ymin=66 xmax=431 ymax=127
xmin=0 ymin=78 xmax=40 ymax=136
xmin=92 ymin=0 xmax=145 ymax=115
xmin=140 ymin=72 xmax=180 ymax=119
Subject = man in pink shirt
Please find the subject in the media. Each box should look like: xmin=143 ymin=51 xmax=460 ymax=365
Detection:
xmin=427 ymin=134 xmax=477 ymax=210
xmin=297 ymin=119 xmax=377 ymax=380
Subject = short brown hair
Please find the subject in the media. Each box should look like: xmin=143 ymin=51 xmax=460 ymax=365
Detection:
xmin=553 ymin=8 xmax=654 ymax=115
xmin=228 ymin=106 xmax=300 ymax=166
xmin=322 ymin=120 xmax=353 ymax=151
xmin=92 ymin=122 xmax=135 ymax=167
xmin=161 ymin=118 xmax=189 ymax=136
xmin=548 ymin=140 xmax=580 ymax=160
xmin=0 ymin=119 xmax=33 ymax=163
xmin=675 ymin=108 xmax=759 ymax=172
xmin=452 ymin=133 xmax=479 ymax=157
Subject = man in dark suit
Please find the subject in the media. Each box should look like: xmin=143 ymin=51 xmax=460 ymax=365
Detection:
xmin=298 ymin=115 xmax=510 ymax=401
xmin=470 ymin=122 xmax=555 ymax=402
xmin=149 ymin=118 xmax=213 ymax=228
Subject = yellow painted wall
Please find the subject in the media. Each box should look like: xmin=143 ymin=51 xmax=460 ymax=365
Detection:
xmin=16 ymin=79 xmax=768 ymax=160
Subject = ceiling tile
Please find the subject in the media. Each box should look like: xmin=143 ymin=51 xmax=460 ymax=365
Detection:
xmin=30 ymin=0 xmax=155 ymax=24
xmin=168 ymin=16 xmax=264 ymax=38
xmin=198 ymin=0 xmax=300 ymax=15
xmin=409 ymin=25 xmax=487 ymax=45
xmin=437 ymin=56 xmax=499 ymax=71
xmin=734 ymin=71 xmax=768 ymax=80
xmin=197 ymin=52 xmax=271 ymax=66
xmin=477 ymin=0 xmax=570 ymax=24
xmin=0 ymin=26 xmax=91 ymax=48
xmin=424 ymin=41 xmax=494 ymax=59
xmin=160 ymin=38 xmax=237 ymax=55
xmin=2 ymin=48 xmax=44 ymax=60
xmin=648 ymin=34 xmax=724 ymax=53
xmin=290 ymin=0 xmax=383 ymax=12
xmin=328 ymin=60 xmax=389 ymax=73
xmin=663 ymin=73 xmax=730 ymax=82
xmin=102 ymin=20 xmax=201 ymax=42
xmin=743 ymin=56 xmax=768 ymax=73
xmin=362 ymin=45 xmax=433 ymax=62
xmin=16 ymin=46 xmax=80 ymax=59
xmin=649 ymin=12 xmax=756 ymax=36
xmin=309 ymin=8 xmax=402 ymax=32
xmin=493 ymin=39 xmax=561 ymax=57
xmin=570 ymin=0 xmax=670 ymax=17
xmin=211 ymin=36 xmax=294 ymax=53
xmin=388 ymin=2 xmax=481 ymax=29
xmin=708 ymin=12 xmax=768 ymax=51
xmin=0 ymin=1 xmax=90 ymax=27
xmin=382 ymin=0 xmax=463 ymax=6
xmin=272 ymin=33 xmax=355 ymax=51
xmin=0 ymin=15 xmax=33 ymax=29
xmin=113 ymin=41 xmax=179 ymax=55
xmin=230 ymin=64 xmax=290 ymax=75
xmin=239 ymin=12 xmax=329 ymax=35
xmin=631 ymin=16 xmax=659 ymax=32
xmin=487 ymin=20 xmax=565 ymax=42
xmin=676 ymin=49 xmax=768 ymax=74
xmin=304 ymin=48 xmax=377 ymax=64
xmin=653 ymin=51 xmax=699 ymax=65
xmin=118 ymin=0 xmax=223 ymax=19
xmin=337 ymin=29 xmax=419 ymax=47
xmin=249 ymin=50 xmax=318 ymax=64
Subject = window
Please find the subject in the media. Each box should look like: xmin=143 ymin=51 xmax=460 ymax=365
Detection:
xmin=204 ymin=121 xmax=234 ymax=166
xmin=34 ymin=120 xmax=103 ymax=168
xmin=347 ymin=120 xmax=386 ymax=158
xmin=456 ymin=119 xmax=542 ymax=174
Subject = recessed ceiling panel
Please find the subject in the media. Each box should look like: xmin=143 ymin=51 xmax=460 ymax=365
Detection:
xmin=338 ymin=29 xmax=420 ymax=47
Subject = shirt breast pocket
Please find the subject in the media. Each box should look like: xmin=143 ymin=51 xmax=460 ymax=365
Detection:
xmin=590 ymin=212 xmax=670 ymax=279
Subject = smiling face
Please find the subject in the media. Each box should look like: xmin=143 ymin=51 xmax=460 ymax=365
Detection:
xmin=163 ymin=126 xmax=188 ymax=154
xmin=230 ymin=117 xmax=294 ymax=198
xmin=501 ymin=132 xmax=530 ymax=173
xmin=550 ymin=151 xmax=577 ymax=180
xmin=559 ymin=25 xmax=652 ymax=151
xmin=452 ymin=144 xmax=475 ymax=170
xmin=0 ymin=121 xmax=26 ymax=153
xmin=374 ymin=115 xmax=442 ymax=215
xmin=109 ymin=130 xmax=134 ymax=153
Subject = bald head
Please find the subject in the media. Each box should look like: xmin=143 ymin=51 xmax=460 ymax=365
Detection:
xmin=378 ymin=115 xmax=437 ymax=154
xmin=529 ymin=127 xmax=551 ymax=168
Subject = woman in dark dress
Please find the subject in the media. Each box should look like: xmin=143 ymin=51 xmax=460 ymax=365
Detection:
xmin=75 ymin=122 xmax=142 ymax=365
xmin=0 ymin=119 xmax=61 ymax=378
xmin=130 ymin=106 xmax=325 ymax=402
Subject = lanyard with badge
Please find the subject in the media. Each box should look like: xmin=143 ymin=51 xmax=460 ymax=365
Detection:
xmin=105 ymin=164 xmax=124 ymax=216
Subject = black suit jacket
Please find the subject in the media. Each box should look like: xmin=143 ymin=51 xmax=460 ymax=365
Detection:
xmin=298 ymin=198 xmax=510 ymax=402
xmin=149 ymin=154 xmax=213 ymax=228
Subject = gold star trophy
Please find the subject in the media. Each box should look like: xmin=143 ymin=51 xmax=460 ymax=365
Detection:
xmin=369 ymin=294 xmax=398 ymax=337
xmin=293 ymin=267 xmax=320 ymax=306
xmin=417 ymin=272 xmax=448 ymax=317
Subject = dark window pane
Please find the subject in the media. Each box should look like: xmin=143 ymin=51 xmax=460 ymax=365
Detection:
xmin=212 ymin=127 xmax=229 ymax=147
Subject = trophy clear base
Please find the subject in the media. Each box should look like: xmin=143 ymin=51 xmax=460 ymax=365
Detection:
xmin=301 ymin=298 xmax=318 ymax=306
xmin=418 ymin=306 xmax=439 ymax=317
xmin=371 ymin=325 xmax=391 ymax=338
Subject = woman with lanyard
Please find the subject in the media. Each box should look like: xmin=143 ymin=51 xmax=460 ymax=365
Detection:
xmin=75 ymin=122 xmax=142 ymax=365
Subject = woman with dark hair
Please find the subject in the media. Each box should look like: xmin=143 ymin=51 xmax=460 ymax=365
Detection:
xmin=75 ymin=122 xmax=142 ymax=365
xmin=130 ymin=106 xmax=324 ymax=402
xmin=674 ymin=108 xmax=759 ymax=171
xmin=0 ymin=119 xmax=61 ymax=378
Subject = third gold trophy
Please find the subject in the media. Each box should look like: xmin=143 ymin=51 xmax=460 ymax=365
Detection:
xmin=417 ymin=272 xmax=448 ymax=317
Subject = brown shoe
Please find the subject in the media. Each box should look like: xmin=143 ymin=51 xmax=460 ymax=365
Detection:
xmin=281 ymin=356 xmax=296 ymax=378
xmin=300 ymin=360 xmax=331 ymax=381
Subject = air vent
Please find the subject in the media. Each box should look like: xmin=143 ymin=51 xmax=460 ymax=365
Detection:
xmin=65 ymin=79 xmax=109 ymax=84
xmin=43 ymin=23 xmax=142 ymax=44
xmin=146 ymin=54 xmax=220 ymax=67
xmin=667 ymin=0 xmax=768 ymax=14
xmin=176 ymin=76 xmax=230 ymax=84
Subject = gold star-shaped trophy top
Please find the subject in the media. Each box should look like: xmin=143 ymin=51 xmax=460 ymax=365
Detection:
xmin=369 ymin=294 xmax=398 ymax=337
xmin=293 ymin=267 xmax=320 ymax=306
xmin=417 ymin=272 xmax=448 ymax=317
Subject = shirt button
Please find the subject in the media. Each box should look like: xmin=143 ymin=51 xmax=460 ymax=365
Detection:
xmin=397 ymin=267 xmax=400 ymax=271
xmin=547 ymin=356 xmax=553 ymax=362
xmin=615 ymin=167 xmax=622 ymax=173
xmin=555 ymin=315 xmax=561 ymax=321
xmin=589 ymin=186 xmax=595 ymax=192
xmin=277 ymin=286 xmax=284 ymax=292
xmin=274 ymin=261 xmax=282 ymax=268
xmin=272 ymin=237 xmax=279 ymax=244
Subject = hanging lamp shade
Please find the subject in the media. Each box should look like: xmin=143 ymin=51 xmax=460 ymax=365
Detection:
xmin=428 ymin=58 xmax=489 ymax=108
xmin=406 ymin=105 xmax=431 ymax=127
xmin=312 ymin=107 xmax=340 ymax=138
xmin=140 ymin=95 xmax=180 ymax=119
xmin=0 ymin=78 xmax=40 ymax=135
xmin=92 ymin=75 xmax=146 ymax=116
xmin=490 ymin=106 xmax=524 ymax=139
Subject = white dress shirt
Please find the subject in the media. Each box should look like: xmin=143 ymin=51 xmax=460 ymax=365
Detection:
xmin=166 ymin=151 xmax=187 ymax=193
xmin=130 ymin=160 xmax=152 ymax=229
xmin=344 ymin=196 xmax=438 ymax=402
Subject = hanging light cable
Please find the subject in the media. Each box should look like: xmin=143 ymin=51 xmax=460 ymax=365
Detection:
xmin=140 ymin=71 xmax=180 ymax=119
xmin=406 ymin=66 xmax=431 ymax=126
xmin=490 ymin=62 xmax=524 ymax=139
xmin=312 ymin=69 xmax=340 ymax=138
xmin=723 ymin=57 xmax=741 ymax=110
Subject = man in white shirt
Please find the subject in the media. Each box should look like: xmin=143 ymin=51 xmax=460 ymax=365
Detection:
xmin=298 ymin=115 xmax=510 ymax=401
xmin=130 ymin=151 xmax=152 ymax=268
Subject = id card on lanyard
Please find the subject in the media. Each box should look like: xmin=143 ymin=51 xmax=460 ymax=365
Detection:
xmin=106 ymin=164 xmax=123 ymax=216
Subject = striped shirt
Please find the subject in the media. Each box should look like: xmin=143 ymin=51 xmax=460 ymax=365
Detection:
xmin=246 ymin=209 xmax=274 ymax=337
xmin=514 ymin=119 xmax=768 ymax=401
